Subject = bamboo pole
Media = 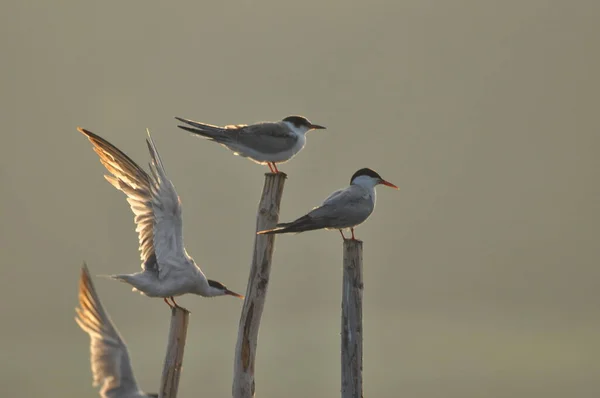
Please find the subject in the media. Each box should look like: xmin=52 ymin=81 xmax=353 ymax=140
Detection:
xmin=159 ymin=307 xmax=190 ymax=398
xmin=232 ymin=172 xmax=287 ymax=398
xmin=341 ymin=239 xmax=364 ymax=398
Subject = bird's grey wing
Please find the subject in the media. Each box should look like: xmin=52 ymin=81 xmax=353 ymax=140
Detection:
xmin=78 ymin=128 xmax=189 ymax=276
xmin=232 ymin=123 xmax=299 ymax=154
xmin=143 ymin=130 xmax=190 ymax=270
xmin=307 ymin=186 xmax=371 ymax=226
xmin=75 ymin=264 xmax=143 ymax=398
xmin=321 ymin=187 xmax=348 ymax=206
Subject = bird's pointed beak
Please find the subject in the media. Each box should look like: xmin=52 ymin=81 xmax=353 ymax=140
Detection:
xmin=380 ymin=179 xmax=399 ymax=189
xmin=226 ymin=289 xmax=245 ymax=299
xmin=310 ymin=124 xmax=326 ymax=130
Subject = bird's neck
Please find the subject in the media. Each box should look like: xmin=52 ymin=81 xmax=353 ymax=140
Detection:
xmin=193 ymin=276 xmax=211 ymax=296
xmin=353 ymin=178 xmax=378 ymax=201
xmin=351 ymin=176 xmax=379 ymax=191
xmin=282 ymin=121 xmax=308 ymax=136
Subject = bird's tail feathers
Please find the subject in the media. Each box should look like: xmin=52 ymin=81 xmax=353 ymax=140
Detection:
xmin=257 ymin=215 xmax=318 ymax=235
xmin=175 ymin=117 xmax=228 ymax=142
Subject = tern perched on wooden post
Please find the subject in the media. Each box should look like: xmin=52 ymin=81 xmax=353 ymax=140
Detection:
xmin=175 ymin=115 xmax=325 ymax=173
xmin=258 ymin=168 xmax=398 ymax=240
xmin=77 ymin=127 xmax=244 ymax=310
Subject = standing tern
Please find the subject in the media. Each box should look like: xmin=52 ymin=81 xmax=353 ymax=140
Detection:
xmin=76 ymin=263 xmax=158 ymax=398
xmin=174 ymin=115 xmax=326 ymax=173
xmin=78 ymin=127 xmax=243 ymax=309
xmin=258 ymin=168 xmax=398 ymax=240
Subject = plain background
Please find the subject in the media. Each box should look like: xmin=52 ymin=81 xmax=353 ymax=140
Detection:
xmin=1 ymin=1 xmax=599 ymax=397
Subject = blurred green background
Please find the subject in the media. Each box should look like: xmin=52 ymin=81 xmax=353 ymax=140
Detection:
xmin=1 ymin=1 xmax=599 ymax=397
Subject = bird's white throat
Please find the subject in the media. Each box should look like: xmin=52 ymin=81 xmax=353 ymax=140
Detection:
xmin=351 ymin=175 xmax=380 ymax=189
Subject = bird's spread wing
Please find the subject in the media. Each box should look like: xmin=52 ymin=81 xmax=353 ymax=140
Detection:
xmin=75 ymin=264 xmax=142 ymax=398
xmin=233 ymin=123 xmax=299 ymax=154
xmin=78 ymin=127 xmax=188 ymax=275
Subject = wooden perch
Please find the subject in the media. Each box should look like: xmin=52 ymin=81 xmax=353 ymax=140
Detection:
xmin=341 ymin=239 xmax=364 ymax=398
xmin=232 ymin=172 xmax=287 ymax=398
xmin=159 ymin=307 xmax=190 ymax=398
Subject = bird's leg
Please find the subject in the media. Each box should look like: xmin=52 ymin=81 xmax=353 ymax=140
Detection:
xmin=351 ymin=228 xmax=356 ymax=240
xmin=170 ymin=296 xmax=189 ymax=312
xmin=267 ymin=163 xmax=275 ymax=173
xmin=272 ymin=163 xmax=280 ymax=173
xmin=339 ymin=229 xmax=347 ymax=240
xmin=170 ymin=296 xmax=181 ymax=308
xmin=163 ymin=297 xmax=174 ymax=308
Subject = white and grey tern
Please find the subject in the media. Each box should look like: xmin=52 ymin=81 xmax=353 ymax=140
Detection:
xmin=258 ymin=168 xmax=398 ymax=240
xmin=76 ymin=263 xmax=158 ymax=398
xmin=175 ymin=115 xmax=325 ymax=173
xmin=78 ymin=127 xmax=243 ymax=309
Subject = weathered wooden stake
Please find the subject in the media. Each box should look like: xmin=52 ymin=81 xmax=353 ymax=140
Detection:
xmin=159 ymin=307 xmax=190 ymax=398
xmin=232 ymin=172 xmax=287 ymax=398
xmin=341 ymin=239 xmax=363 ymax=398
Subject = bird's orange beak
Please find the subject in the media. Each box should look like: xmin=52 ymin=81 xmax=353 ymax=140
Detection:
xmin=380 ymin=179 xmax=399 ymax=189
xmin=226 ymin=289 xmax=245 ymax=299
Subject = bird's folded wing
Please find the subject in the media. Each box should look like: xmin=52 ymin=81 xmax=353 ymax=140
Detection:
xmin=308 ymin=186 xmax=366 ymax=221
xmin=232 ymin=123 xmax=299 ymax=154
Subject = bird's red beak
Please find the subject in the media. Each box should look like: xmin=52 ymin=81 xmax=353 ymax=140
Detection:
xmin=226 ymin=289 xmax=245 ymax=299
xmin=380 ymin=179 xmax=399 ymax=189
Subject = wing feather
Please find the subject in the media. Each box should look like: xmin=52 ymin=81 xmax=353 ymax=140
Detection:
xmin=175 ymin=117 xmax=298 ymax=154
xmin=75 ymin=264 xmax=143 ymax=398
xmin=305 ymin=185 xmax=373 ymax=226
xmin=78 ymin=127 xmax=188 ymax=275
xmin=233 ymin=123 xmax=299 ymax=154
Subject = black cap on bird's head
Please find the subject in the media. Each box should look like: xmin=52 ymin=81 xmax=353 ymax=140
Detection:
xmin=282 ymin=115 xmax=326 ymax=130
xmin=207 ymin=279 xmax=244 ymax=299
xmin=350 ymin=168 xmax=399 ymax=189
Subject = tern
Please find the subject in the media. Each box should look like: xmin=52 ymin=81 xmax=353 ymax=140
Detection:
xmin=258 ymin=168 xmax=398 ymax=240
xmin=76 ymin=263 xmax=158 ymax=398
xmin=78 ymin=127 xmax=244 ymax=309
xmin=175 ymin=115 xmax=326 ymax=173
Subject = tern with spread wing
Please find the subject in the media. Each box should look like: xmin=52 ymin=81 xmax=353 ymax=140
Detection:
xmin=175 ymin=115 xmax=325 ymax=173
xmin=76 ymin=263 xmax=158 ymax=398
xmin=258 ymin=168 xmax=398 ymax=240
xmin=78 ymin=127 xmax=243 ymax=309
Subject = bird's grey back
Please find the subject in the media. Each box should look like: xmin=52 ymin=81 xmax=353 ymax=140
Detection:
xmin=223 ymin=122 xmax=300 ymax=154
xmin=307 ymin=185 xmax=375 ymax=228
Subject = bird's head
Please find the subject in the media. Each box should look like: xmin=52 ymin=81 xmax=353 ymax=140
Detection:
xmin=350 ymin=168 xmax=399 ymax=190
xmin=282 ymin=115 xmax=326 ymax=135
xmin=206 ymin=279 xmax=244 ymax=299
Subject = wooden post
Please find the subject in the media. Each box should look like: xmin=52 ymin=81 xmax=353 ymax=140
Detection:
xmin=159 ymin=307 xmax=190 ymax=398
xmin=341 ymin=239 xmax=363 ymax=398
xmin=232 ymin=172 xmax=287 ymax=398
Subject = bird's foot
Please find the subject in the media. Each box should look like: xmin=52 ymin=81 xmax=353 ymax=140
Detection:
xmin=163 ymin=297 xmax=174 ymax=309
xmin=267 ymin=162 xmax=281 ymax=174
xmin=170 ymin=296 xmax=190 ymax=313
